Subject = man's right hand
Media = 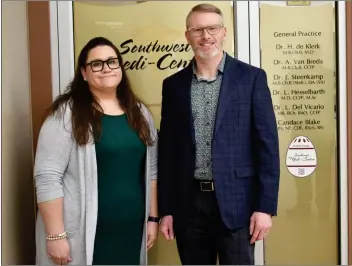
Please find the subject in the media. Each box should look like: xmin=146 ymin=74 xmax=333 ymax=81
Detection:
xmin=160 ymin=215 xmax=175 ymax=240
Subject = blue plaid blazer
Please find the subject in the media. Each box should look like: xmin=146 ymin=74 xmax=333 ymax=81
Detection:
xmin=158 ymin=54 xmax=280 ymax=231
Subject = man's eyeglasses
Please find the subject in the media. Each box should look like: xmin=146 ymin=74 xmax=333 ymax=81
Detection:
xmin=86 ymin=57 xmax=120 ymax=72
xmin=187 ymin=24 xmax=224 ymax=37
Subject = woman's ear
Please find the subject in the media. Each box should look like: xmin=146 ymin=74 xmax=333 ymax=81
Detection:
xmin=80 ymin=67 xmax=87 ymax=81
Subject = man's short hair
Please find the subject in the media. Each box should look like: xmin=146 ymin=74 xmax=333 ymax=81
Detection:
xmin=186 ymin=3 xmax=223 ymax=29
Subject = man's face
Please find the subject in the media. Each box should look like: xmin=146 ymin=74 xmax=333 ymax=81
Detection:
xmin=185 ymin=11 xmax=227 ymax=59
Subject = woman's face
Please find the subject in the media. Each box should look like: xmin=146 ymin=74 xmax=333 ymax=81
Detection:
xmin=81 ymin=45 xmax=122 ymax=92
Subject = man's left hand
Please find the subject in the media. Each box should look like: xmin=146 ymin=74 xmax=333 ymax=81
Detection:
xmin=249 ymin=212 xmax=272 ymax=244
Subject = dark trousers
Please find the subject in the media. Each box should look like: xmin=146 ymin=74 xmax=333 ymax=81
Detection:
xmin=175 ymin=181 xmax=255 ymax=265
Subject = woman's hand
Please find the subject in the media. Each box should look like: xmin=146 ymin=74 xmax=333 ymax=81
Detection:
xmin=47 ymin=238 xmax=72 ymax=265
xmin=147 ymin=221 xmax=159 ymax=250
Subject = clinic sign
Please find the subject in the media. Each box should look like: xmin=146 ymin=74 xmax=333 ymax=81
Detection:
xmin=118 ymin=39 xmax=192 ymax=71
xmin=261 ymin=4 xmax=335 ymax=133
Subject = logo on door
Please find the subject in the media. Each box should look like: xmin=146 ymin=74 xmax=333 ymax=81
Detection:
xmin=285 ymin=136 xmax=317 ymax=178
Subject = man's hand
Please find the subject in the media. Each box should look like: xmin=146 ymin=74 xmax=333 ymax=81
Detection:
xmin=159 ymin=215 xmax=174 ymax=240
xmin=249 ymin=212 xmax=272 ymax=244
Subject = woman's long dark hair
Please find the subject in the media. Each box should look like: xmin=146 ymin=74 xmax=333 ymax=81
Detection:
xmin=47 ymin=37 xmax=154 ymax=146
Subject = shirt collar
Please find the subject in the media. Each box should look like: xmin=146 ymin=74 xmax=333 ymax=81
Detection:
xmin=192 ymin=52 xmax=226 ymax=81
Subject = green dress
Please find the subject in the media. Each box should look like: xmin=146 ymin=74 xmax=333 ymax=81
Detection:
xmin=92 ymin=113 xmax=146 ymax=265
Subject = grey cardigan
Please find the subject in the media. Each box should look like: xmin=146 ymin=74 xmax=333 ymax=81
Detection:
xmin=34 ymin=103 xmax=158 ymax=265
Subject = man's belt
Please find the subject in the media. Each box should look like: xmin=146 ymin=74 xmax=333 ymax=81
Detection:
xmin=197 ymin=181 xmax=215 ymax=192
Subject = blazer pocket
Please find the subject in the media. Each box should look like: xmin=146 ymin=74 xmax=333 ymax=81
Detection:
xmin=234 ymin=166 xmax=254 ymax=178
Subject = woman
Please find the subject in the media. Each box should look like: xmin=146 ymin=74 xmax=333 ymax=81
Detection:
xmin=34 ymin=37 xmax=159 ymax=265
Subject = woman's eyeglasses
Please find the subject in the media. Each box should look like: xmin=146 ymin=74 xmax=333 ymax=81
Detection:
xmin=86 ymin=57 xmax=120 ymax=72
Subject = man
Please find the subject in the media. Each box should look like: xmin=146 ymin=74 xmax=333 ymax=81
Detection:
xmin=157 ymin=3 xmax=280 ymax=265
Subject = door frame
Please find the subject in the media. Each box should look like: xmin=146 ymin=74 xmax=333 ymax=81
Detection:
xmin=248 ymin=1 xmax=348 ymax=264
xmin=346 ymin=1 xmax=352 ymax=264
xmin=49 ymin=1 xmax=265 ymax=264
xmin=49 ymin=1 xmax=74 ymax=101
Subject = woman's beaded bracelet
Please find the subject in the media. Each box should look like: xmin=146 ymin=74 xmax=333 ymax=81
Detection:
xmin=46 ymin=231 xmax=67 ymax=241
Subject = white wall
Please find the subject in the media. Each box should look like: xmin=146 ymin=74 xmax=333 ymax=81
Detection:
xmin=2 ymin=1 xmax=36 ymax=264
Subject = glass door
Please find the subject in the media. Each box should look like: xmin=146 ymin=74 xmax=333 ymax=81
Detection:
xmin=70 ymin=1 xmax=238 ymax=129
xmin=248 ymin=1 xmax=348 ymax=264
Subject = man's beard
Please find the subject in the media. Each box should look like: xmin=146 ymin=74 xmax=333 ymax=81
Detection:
xmin=193 ymin=43 xmax=222 ymax=59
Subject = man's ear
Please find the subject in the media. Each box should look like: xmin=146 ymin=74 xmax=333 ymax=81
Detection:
xmin=223 ymin=27 xmax=227 ymax=40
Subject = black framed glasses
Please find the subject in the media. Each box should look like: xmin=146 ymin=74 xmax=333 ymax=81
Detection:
xmin=86 ymin=57 xmax=120 ymax=72
xmin=187 ymin=24 xmax=224 ymax=37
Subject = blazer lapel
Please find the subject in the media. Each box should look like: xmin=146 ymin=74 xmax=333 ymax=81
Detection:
xmin=214 ymin=56 xmax=243 ymax=136
xmin=178 ymin=63 xmax=195 ymax=143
